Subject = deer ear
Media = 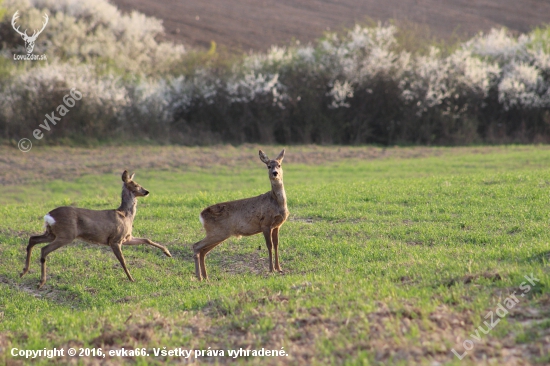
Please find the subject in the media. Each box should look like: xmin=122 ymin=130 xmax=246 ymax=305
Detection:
xmin=259 ymin=150 xmax=270 ymax=164
xmin=275 ymin=149 xmax=285 ymax=162
xmin=122 ymin=170 xmax=130 ymax=182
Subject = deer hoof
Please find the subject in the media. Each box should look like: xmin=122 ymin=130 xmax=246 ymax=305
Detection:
xmin=164 ymin=250 xmax=172 ymax=257
xmin=20 ymin=269 xmax=27 ymax=278
xmin=37 ymin=282 xmax=45 ymax=289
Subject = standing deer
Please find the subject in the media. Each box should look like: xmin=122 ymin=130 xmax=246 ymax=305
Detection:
xmin=193 ymin=149 xmax=289 ymax=280
xmin=11 ymin=11 xmax=48 ymax=54
xmin=21 ymin=171 xmax=172 ymax=289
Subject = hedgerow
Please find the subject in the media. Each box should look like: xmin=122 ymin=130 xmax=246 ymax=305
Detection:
xmin=1 ymin=0 xmax=549 ymax=145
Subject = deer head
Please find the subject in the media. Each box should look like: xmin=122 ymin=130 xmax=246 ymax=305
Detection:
xmin=12 ymin=11 xmax=49 ymax=54
xmin=122 ymin=170 xmax=150 ymax=197
xmin=259 ymin=149 xmax=285 ymax=182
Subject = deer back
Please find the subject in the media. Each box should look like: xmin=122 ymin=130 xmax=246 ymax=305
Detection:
xmin=200 ymin=192 xmax=286 ymax=237
xmin=48 ymin=206 xmax=133 ymax=245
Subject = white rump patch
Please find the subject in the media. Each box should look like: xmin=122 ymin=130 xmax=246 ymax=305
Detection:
xmin=44 ymin=214 xmax=56 ymax=227
xmin=199 ymin=213 xmax=205 ymax=227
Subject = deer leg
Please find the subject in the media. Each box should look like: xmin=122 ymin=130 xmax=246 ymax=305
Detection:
xmin=199 ymin=243 xmax=221 ymax=280
xmin=38 ymin=237 xmax=73 ymax=289
xmin=262 ymin=228 xmax=274 ymax=272
xmin=193 ymin=251 xmax=202 ymax=281
xmin=272 ymin=227 xmax=282 ymax=272
xmin=21 ymin=232 xmax=55 ymax=278
xmin=123 ymin=237 xmax=172 ymax=257
xmin=193 ymin=236 xmax=227 ymax=281
xmin=110 ymin=243 xmax=134 ymax=282
xmin=200 ymin=249 xmax=209 ymax=279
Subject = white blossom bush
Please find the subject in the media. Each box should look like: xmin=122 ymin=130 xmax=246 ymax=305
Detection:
xmin=313 ymin=24 xmax=410 ymax=110
xmin=466 ymin=28 xmax=531 ymax=63
xmin=531 ymin=50 xmax=550 ymax=76
xmin=400 ymin=47 xmax=500 ymax=118
xmin=0 ymin=62 xmax=128 ymax=138
xmin=127 ymin=70 xmax=221 ymax=126
xmin=498 ymin=62 xmax=549 ymax=110
xmin=1 ymin=0 xmax=185 ymax=75
xmin=0 ymin=0 xmax=549 ymax=145
xmin=226 ymin=72 xmax=287 ymax=107
xmin=326 ymin=80 xmax=353 ymax=108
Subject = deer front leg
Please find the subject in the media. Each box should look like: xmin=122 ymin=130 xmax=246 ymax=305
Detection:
xmin=123 ymin=237 xmax=172 ymax=257
xmin=21 ymin=232 xmax=55 ymax=278
xmin=38 ymin=237 xmax=73 ymax=289
xmin=110 ymin=242 xmax=134 ymax=282
xmin=262 ymin=228 xmax=274 ymax=272
xmin=272 ymin=227 xmax=282 ymax=272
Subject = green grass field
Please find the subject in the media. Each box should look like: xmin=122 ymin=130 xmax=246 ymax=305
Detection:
xmin=1 ymin=145 xmax=550 ymax=365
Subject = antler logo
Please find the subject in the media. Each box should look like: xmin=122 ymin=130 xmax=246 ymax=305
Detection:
xmin=11 ymin=11 xmax=49 ymax=54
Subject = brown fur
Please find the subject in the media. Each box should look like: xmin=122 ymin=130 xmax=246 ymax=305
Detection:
xmin=21 ymin=170 xmax=172 ymax=289
xmin=192 ymin=149 xmax=289 ymax=280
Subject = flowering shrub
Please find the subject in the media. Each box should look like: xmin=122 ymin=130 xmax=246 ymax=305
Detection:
xmin=1 ymin=0 xmax=184 ymax=75
xmin=0 ymin=62 xmax=128 ymax=139
xmin=498 ymin=62 xmax=549 ymax=110
xmin=0 ymin=0 xmax=549 ymax=144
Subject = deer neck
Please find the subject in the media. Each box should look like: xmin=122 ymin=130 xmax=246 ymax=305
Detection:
xmin=271 ymin=179 xmax=287 ymax=211
xmin=117 ymin=185 xmax=137 ymax=220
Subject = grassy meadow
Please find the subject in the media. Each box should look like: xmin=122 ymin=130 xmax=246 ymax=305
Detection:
xmin=1 ymin=145 xmax=550 ymax=365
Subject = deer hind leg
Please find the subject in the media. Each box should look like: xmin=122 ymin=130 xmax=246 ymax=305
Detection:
xmin=21 ymin=231 xmax=55 ymax=278
xmin=262 ymin=228 xmax=274 ymax=272
xmin=272 ymin=227 xmax=282 ymax=272
xmin=38 ymin=237 xmax=73 ymax=289
xmin=199 ymin=243 xmax=223 ymax=280
xmin=193 ymin=235 xmax=228 ymax=281
xmin=110 ymin=243 xmax=134 ymax=282
xmin=123 ymin=237 xmax=172 ymax=257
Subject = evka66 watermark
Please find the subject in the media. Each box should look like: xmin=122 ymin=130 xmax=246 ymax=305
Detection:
xmin=18 ymin=88 xmax=82 ymax=152
xmin=451 ymin=273 xmax=540 ymax=360
xmin=11 ymin=10 xmax=48 ymax=61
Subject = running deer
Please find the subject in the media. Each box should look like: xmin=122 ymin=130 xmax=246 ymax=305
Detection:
xmin=192 ymin=149 xmax=289 ymax=280
xmin=21 ymin=171 xmax=172 ymax=289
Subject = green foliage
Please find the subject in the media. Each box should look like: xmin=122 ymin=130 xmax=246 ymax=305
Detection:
xmin=528 ymin=24 xmax=550 ymax=53
xmin=0 ymin=0 xmax=6 ymax=22
xmin=0 ymin=56 xmax=13 ymax=80
xmin=392 ymin=19 xmax=466 ymax=56
xmin=174 ymin=41 xmax=239 ymax=77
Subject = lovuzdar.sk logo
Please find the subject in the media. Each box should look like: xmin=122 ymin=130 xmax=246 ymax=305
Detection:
xmin=11 ymin=10 xmax=48 ymax=61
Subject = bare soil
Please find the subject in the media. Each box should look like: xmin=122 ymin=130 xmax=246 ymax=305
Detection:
xmin=111 ymin=0 xmax=550 ymax=51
